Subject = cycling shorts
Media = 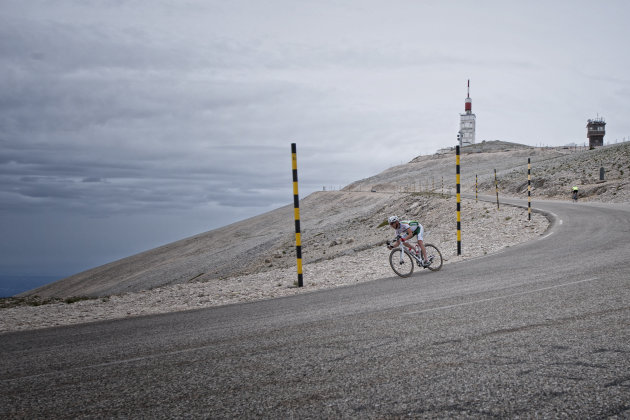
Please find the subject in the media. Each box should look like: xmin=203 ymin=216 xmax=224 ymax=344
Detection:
xmin=412 ymin=225 xmax=424 ymax=241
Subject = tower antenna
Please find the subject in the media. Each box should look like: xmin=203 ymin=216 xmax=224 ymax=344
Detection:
xmin=460 ymin=79 xmax=475 ymax=146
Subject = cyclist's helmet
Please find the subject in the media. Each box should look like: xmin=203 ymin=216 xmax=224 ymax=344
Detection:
xmin=388 ymin=216 xmax=399 ymax=224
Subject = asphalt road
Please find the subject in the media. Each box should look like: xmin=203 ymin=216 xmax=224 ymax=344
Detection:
xmin=2 ymin=197 xmax=629 ymax=418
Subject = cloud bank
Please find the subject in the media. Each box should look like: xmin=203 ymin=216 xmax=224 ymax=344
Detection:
xmin=1 ymin=0 xmax=629 ymax=276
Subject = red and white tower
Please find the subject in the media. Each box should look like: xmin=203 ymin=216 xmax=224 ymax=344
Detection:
xmin=459 ymin=80 xmax=476 ymax=147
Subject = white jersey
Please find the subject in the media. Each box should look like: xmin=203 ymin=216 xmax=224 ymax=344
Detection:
xmin=397 ymin=220 xmax=424 ymax=241
xmin=395 ymin=222 xmax=413 ymax=237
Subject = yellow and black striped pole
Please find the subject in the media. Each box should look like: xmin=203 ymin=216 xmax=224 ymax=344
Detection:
xmin=456 ymin=145 xmax=461 ymax=256
xmin=494 ymin=168 xmax=500 ymax=210
xmin=528 ymin=158 xmax=532 ymax=221
xmin=291 ymin=143 xmax=303 ymax=287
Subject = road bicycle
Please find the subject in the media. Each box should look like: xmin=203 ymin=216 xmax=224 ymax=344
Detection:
xmin=386 ymin=235 xmax=443 ymax=277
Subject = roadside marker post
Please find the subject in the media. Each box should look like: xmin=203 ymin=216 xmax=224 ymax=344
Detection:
xmin=528 ymin=158 xmax=532 ymax=221
xmin=291 ymin=143 xmax=303 ymax=287
xmin=475 ymin=174 xmax=478 ymax=202
xmin=494 ymin=169 xmax=500 ymax=210
xmin=456 ymin=146 xmax=461 ymax=256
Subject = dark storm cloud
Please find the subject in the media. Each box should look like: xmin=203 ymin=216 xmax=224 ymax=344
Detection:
xmin=0 ymin=12 xmax=303 ymax=219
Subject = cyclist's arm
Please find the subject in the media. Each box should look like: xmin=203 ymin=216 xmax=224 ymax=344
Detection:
xmin=399 ymin=227 xmax=414 ymax=242
xmin=389 ymin=226 xmax=413 ymax=248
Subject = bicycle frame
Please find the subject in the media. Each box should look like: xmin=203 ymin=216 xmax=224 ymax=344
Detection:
xmin=389 ymin=236 xmax=422 ymax=261
xmin=394 ymin=241 xmax=420 ymax=263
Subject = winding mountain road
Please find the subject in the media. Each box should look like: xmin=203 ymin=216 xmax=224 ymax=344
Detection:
xmin=2 ymin=197 xmax=629 ymax=418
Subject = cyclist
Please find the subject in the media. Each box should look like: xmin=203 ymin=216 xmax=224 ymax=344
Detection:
xmin=387 ymin=216 xmax=429 ymax=266
xmin=572 ymin=186 xmax=578 ymax=202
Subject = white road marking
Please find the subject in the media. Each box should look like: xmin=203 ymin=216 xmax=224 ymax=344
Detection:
xmin=537 ymin=209 xmax=561 ymax=240
xmin=404 ymin=277 xmax=600 ymax=316
xmin=540 ymin=231 xmax=554 ymax=240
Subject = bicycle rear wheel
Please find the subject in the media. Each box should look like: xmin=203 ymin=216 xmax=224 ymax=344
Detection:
xmin=389 ymin=249 xmax=415 ymax=277
xmin=424 ymin=244 xmax=443 ymax=271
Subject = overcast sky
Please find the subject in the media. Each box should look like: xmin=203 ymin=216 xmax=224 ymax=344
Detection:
xmin=1 ymin=0 xmax=629 ymax=279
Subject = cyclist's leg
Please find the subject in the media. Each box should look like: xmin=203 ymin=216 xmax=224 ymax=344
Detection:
xmin=404 ymin=229 xmax=417 ymax=253
xmin=416 ymin=224 xmax=428 ymax=261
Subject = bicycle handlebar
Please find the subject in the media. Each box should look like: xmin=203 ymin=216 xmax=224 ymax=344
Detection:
xmin=386 ymin=235 xmax=404 ymax=249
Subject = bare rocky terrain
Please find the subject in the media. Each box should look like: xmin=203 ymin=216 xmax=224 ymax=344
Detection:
xmin=348 ymin=140 xmax=630 ymax=203
xmin=2 ymin=141 xmax=629 ymax=332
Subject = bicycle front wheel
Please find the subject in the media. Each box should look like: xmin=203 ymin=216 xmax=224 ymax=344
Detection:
xmin=424 ymin=244 xmax=443 ymax=271
xmin=389 ymin=249 xmax=415 ymax=277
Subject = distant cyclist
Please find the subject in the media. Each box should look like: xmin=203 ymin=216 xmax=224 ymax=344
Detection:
xmin=572 ymin=186 xmax=578 ymax=202
xmin=387 ymin=216 xmax=429 ymax=266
